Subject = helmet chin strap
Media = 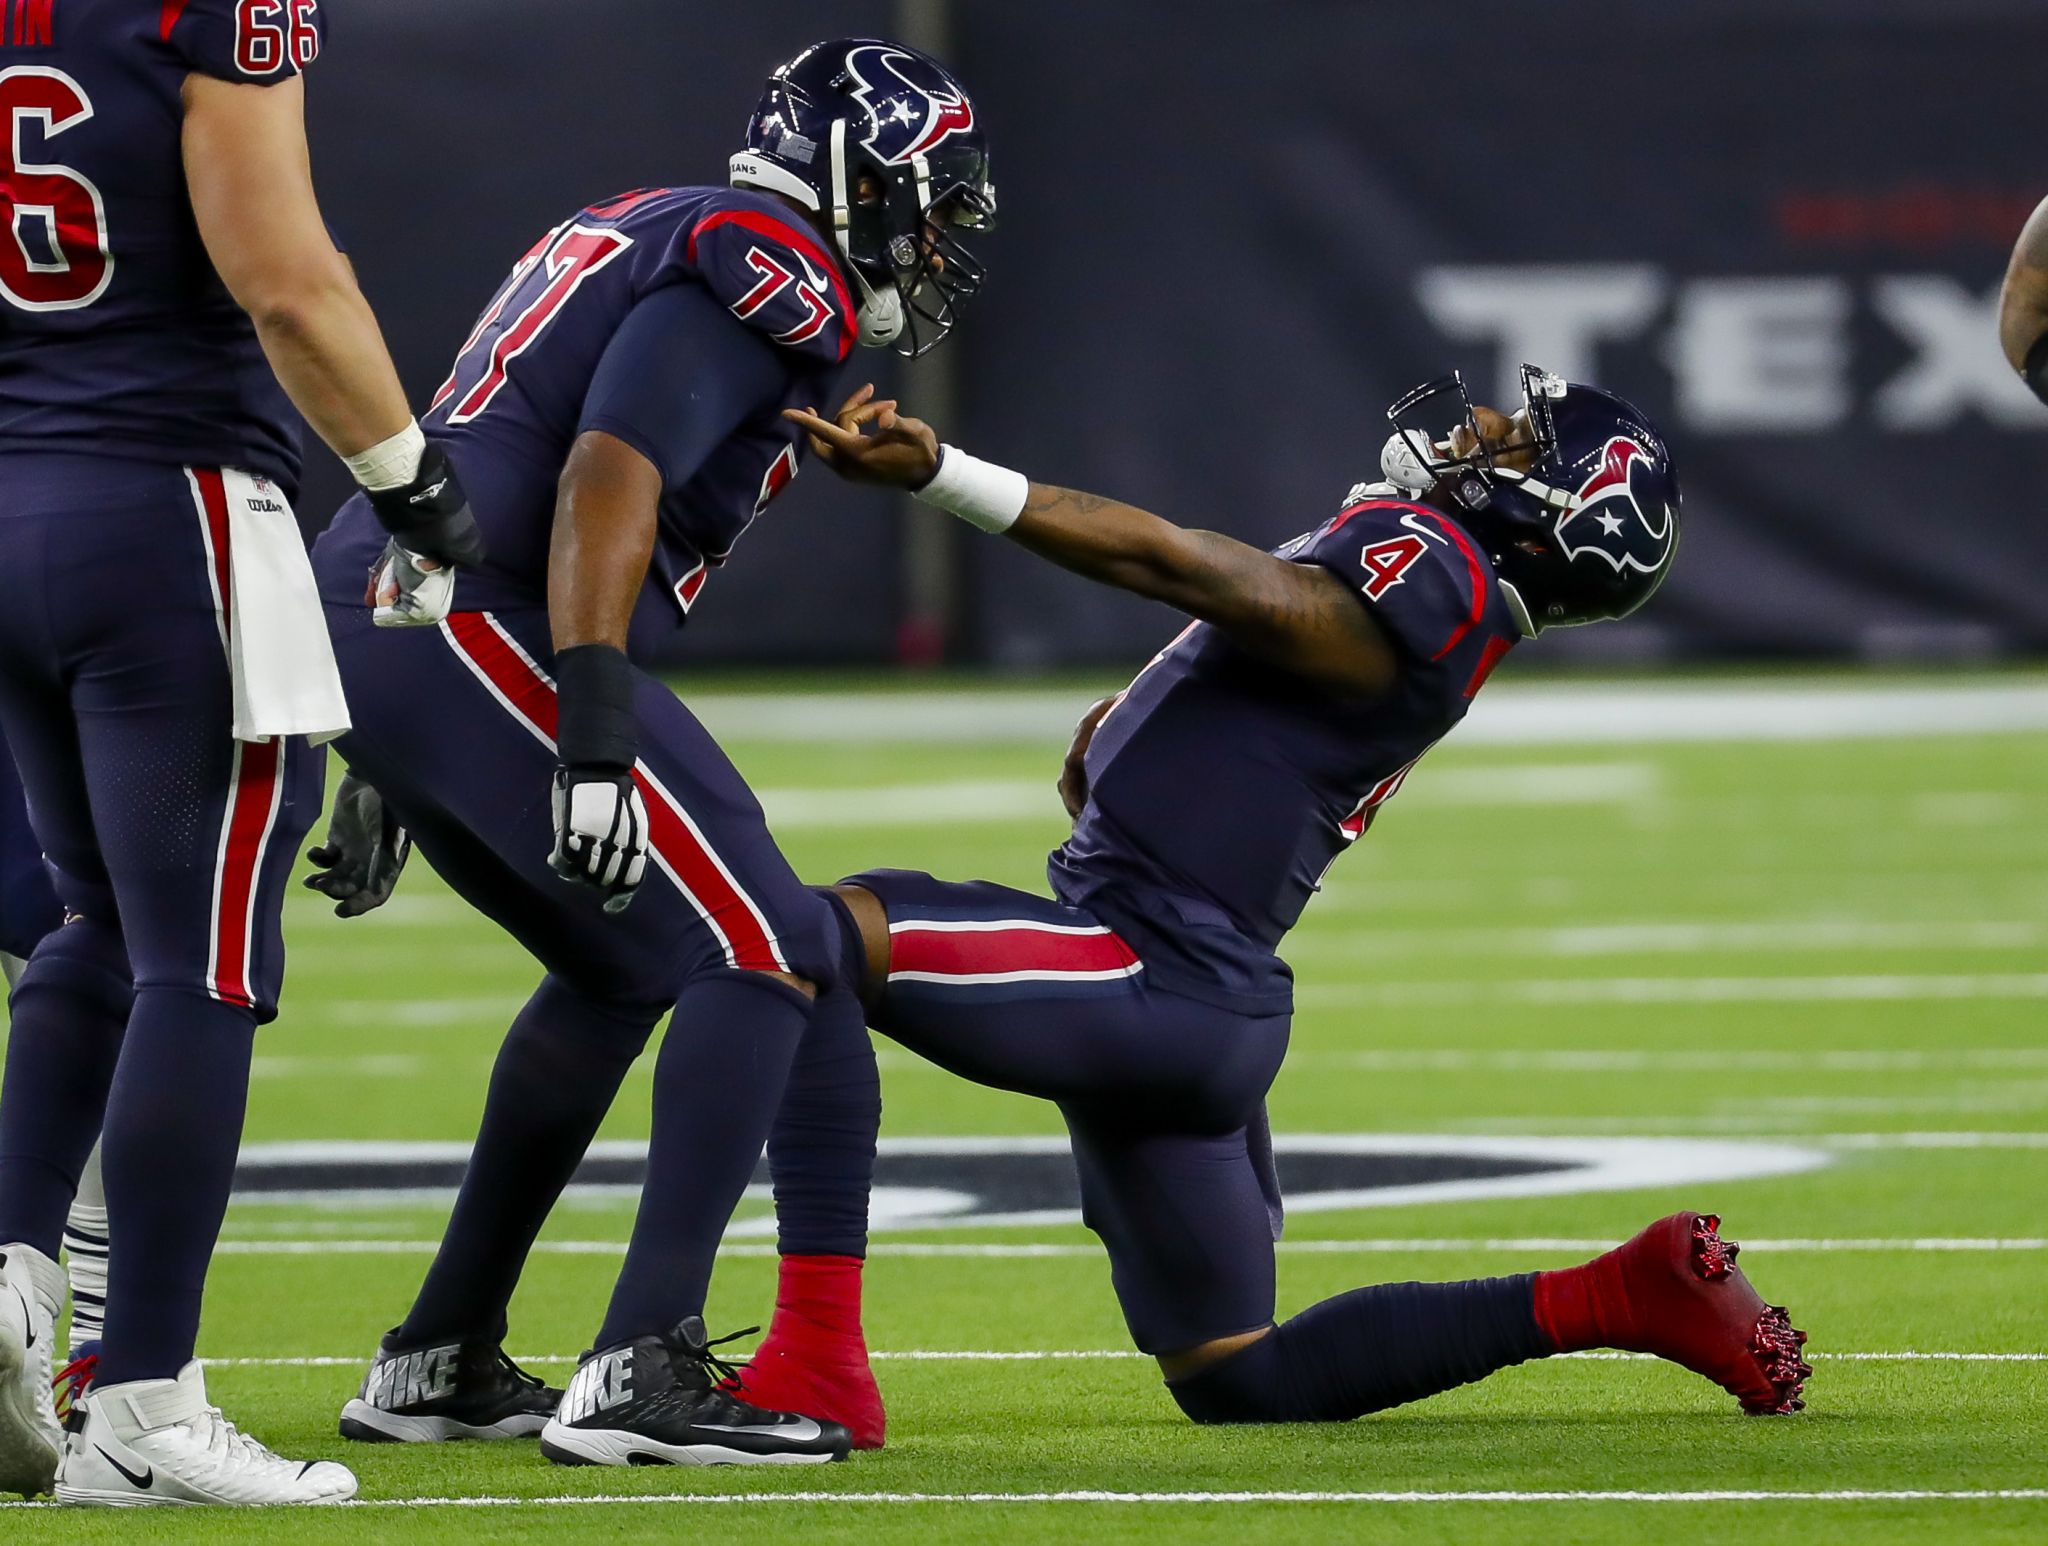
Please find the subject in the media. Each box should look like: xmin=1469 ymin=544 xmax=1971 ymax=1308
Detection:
xmin=828 ymin=119 xmax=906 ymax=349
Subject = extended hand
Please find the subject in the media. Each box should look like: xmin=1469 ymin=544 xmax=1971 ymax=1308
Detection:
xmin=784 ymin=384 xmax=941 ymax=490
xmin=304 ymin=773 xmax=412 ymax=917
xmin=1059 ymin=696 xmax=1119 ymax=819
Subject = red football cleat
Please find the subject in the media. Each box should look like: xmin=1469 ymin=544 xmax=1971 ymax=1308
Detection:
xmin=725 ymin=1343 xmax=886 ymax=1450
xmin=1533 ymin=1210 xmax=1811 ymax=1415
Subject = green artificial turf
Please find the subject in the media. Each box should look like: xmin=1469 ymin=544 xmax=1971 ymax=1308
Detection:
xmin=3 ymin=674 xmax=2044 ymax=1539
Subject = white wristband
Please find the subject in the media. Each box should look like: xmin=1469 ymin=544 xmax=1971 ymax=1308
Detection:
xmin=344 ymin=420 xmax=427 ymax=493
xmin=913 ymin=445 xmax=1029 ymax=534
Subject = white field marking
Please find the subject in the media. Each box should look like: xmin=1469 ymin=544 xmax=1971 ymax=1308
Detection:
xmin=226 ymin=1134 xmax=1831 ymax=1225
xmin=287 ymin=995 xmax=532 ymax=1026
xmin=1826 ymin=1131 xmax=2048 ymax=1149
xmin=191 ymin=1350 xmax=2046 ymax=1369
xmin=1301 ymin=1049 xmax=2048 ymax=1075
xmin=250 ymin=1054 xmax=434 ymax=1080
xmin=684 ymin=679 xmax=2048 ymax=745
xmin=9 ymin=1488 xmax=2047 ymax=1510
xmin=1297 ymin=974 xmax=2048 ymax=1009
xmin=758 ymin=763 xmax=1657 ymax=828
xmin=1287 ymin=918 xmax=2048 ymax=958
xmin=282 ymin=894 xmax=475 ymax=926
xmin=208 ymin=1236 xmax=2048 ymax=1258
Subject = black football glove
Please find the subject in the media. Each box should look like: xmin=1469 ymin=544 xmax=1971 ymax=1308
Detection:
xmin=304 ymin=773 xmax=411 ymax=918
xmin=366 ymin=442 xmax=487 ymax=570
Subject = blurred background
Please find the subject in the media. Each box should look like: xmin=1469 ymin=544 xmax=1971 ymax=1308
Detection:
xmin=304 ymin=0 xmax=2048 ymax=669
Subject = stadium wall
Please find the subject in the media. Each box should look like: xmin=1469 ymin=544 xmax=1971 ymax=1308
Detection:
xmin=302 ymin=0 xmax=2048 ymax=666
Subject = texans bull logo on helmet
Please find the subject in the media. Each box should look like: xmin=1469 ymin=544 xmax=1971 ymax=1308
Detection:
xmin=843 ymin=43 xmax=978 ymax=165
xmin=1553 ymin=436 xmax=1677 ymax=577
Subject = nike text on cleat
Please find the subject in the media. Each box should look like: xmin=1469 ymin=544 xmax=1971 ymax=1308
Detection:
xmin=539 ymin=1316 xmax=852 ymax=1468
xmin=1534 ymin=1209 xmax=1813 ymax=1416
xmin=0 ymin=1245 xmax=63 ymax=1497
xmin=339 ymin=1332 xmax=559 ymax=1443
xmin=55 ymin=1360 xmax=357 ymax=1507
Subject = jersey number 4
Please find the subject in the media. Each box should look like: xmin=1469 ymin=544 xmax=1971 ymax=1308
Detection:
xmin=0 ymin=67 xmax=113 ymax=313
xmin=1359 ymin=534 xmax=1428 ymax=600
xmin=432 ymin=223 xmax=634 ymax=425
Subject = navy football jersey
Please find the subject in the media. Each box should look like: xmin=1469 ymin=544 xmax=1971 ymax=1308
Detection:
xmin=313 ymin=185 xmax=855 ymax=647
xmin=0 ymin=0 xmax=322 ymax=488
xmin=1048 ymin=493 xmax=1521 ymax=1013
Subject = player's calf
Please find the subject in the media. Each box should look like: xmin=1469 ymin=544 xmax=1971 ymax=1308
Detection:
xmin=339 ymin=1330 xmax=560 ymax=1443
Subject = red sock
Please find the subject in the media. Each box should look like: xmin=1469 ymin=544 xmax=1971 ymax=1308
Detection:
xmin=1531 ymin=1256 xmax=1625 ymax=1354
xmin=762 ymin=1253 xmax=867 ymax=1357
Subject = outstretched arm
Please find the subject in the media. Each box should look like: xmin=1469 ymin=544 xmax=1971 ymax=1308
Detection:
xmin=788 ymin=391 xmax=1398 ymax=696
xmin=2001 ymin=195 xmax=2048 ymax=393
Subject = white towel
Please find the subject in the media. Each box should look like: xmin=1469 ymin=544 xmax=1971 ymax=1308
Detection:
xmin=216 ymin=468 xmax=351 ymax=745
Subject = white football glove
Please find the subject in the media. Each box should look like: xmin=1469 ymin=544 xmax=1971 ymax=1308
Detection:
xmin=549 ymin=767 xmax=649 ymax=913
xmin=370 ymin=538 xmax=456 ymax=628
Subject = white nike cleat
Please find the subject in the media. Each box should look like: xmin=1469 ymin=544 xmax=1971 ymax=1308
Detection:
xmin=0 ymin=1244 xmax=63 ymax=1498
xmin=56 ymin=1360 xmax=357 ymax=1507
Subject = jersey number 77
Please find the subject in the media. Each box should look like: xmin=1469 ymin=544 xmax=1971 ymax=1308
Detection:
xmin=430 ymin=223 xmax=634 ymax=425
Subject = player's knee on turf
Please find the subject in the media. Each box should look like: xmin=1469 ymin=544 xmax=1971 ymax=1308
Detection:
xmin=1162 ymin=1327 xmax=1292 ymax=1424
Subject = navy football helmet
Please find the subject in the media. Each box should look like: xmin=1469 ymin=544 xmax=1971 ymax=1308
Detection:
xmin=1381 ymin=365 xmax=1681 ymax=633
xmin=731 ymin=38 xmax=995 ymax=357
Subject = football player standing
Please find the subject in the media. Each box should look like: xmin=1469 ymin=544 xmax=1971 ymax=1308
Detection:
xmin=0 ymin=0 xmax=483 ymax=1506
xmin=309 ymin=39 xmax=992 ymax=1469
xmin=756 ymin=368 xmax=1811 ymax=1428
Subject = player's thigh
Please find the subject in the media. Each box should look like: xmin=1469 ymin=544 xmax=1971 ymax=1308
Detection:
xmin=331 ymin=604 xmax=834 ymax=995
xmin=1063 ymin=1110 xmax=1279 ymax=1355
xmin=24 ymin=467 xmax=322 ymax=1014
xmin=847 ymin=867 xmax=1285 ymax=1116
xmin=70 ymin=618 xmax=322 ymax=1016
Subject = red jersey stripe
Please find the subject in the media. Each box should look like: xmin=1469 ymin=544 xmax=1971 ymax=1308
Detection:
xmin=889 ymin=921 xmax=1140 ymax=980
xmin=208 ymin=736 xmax=283 ymax=1007
xmin=1425 ymin=512 xmax=1491 ymax=661
xmin=440 ymin=612 xmax=785 ymax=971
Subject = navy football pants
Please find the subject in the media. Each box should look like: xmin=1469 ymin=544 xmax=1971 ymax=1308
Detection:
xmin=325 ymin=602 xmax=841 ymax=1342
xmin=842 ymin=869 xmax=1291 ymax=1353
xmin=0 ymin=455 xmax=323 ymax=1379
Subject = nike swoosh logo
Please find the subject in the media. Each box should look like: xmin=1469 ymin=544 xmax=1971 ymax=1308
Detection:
xmin=95 ymin=1445 xmax=152 ymax=1490
xmin=11 ymin=1288 xmax=32 ymax=1350
xmin=698 ymin=1417 xmax=823 ymax=1442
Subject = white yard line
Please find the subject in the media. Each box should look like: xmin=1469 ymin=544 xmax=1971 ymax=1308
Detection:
xmin=10 ymin=1488 xmax=2045 ymax=1510
xmin=1298 ymin=1049 xmax=2048 ymax=1074
xmin=195 ymin=1350 xmax=2043 ymax=1368
xmin=683 ymin=680 xmax=2048 ymax=746
xmin=211 ymin=1236 xmax=2048 ymax=1258
xmin=1298 ymin=974 xmax=2048 ymax=1008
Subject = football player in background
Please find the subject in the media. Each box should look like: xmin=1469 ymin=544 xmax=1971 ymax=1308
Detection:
xmin=311 ymin=39 xmax=992 ymax=1469
xmin=0 ymin=0 xmax=484 ymax=1507
xmin=2000 ymin=195 xmax=2048 ymax=402
xmin=0 ymin=738 xmax=111 ymax=1429
xmin=754 ymin=368 xmax=1812 ymax=1431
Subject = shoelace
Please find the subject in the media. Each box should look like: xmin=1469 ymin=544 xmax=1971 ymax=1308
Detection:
xmin=680 ymin=1324 xmax=760 ymax=1392
xmin=52 ymin=1353 xmax=97 ymax=1424
xmin=491 ymin=1347 xmax=549 ymax=1394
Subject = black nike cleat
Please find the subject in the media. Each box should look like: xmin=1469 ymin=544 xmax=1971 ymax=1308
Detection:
xmin=338 ymin=1331 xmax=560 ymax=1443
xmin=539 ymin=1317 xmax=851 ymax=1467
